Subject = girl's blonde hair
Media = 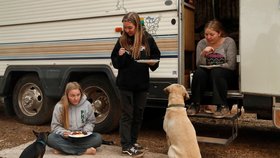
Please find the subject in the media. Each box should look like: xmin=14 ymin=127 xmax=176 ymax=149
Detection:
xmin=204 ymin=19 xmax=226 ymax=37
xmin=120 ymin=12 xmax=150 ymax=59
xmin=60 ymin=82 xmax=83 ymax=129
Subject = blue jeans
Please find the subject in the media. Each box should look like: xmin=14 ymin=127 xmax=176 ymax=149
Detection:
xmin=47 ymin=132 xmax=102 ymax=155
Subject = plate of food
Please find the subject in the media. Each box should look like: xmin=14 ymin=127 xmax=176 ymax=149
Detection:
xmin=136 ymin=59 xmax=160 ymax=64
xmin=69 ymin=131 xmax=92 ymax=138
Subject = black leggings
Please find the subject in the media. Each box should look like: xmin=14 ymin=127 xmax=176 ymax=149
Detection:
xmin=118 ymin=90 xmax=147 ymax=149
xmin=191 ymin=67 xmax=234 ymax=105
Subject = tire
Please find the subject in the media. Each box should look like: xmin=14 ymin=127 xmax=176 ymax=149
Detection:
xmin=12 ymin=74 xmax=55 ymax=125
xmin=80 ymin=76 xmax=121 ymax=133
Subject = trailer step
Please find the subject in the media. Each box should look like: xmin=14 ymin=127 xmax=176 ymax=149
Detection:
xmin=187 ymin=90 xmax=243 ymax=99
xmin=197 ymin=136 xmax=231 ymax=145
xmin=190 ymin=111 xmax=240 ymax=145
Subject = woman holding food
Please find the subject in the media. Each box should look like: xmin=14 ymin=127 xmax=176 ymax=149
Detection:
xmin=47 ymin=82 xmax=102 ymax=155
xmin=187 ymin=19 xmax=237 ymax=118
xmin=111 ymin=12 xmax=160 ymax=156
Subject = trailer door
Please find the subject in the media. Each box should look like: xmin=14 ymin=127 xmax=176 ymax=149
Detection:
xmin=240 ymin=0 xmax=280 ymax=96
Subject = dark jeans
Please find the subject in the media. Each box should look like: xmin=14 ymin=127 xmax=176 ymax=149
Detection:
xmin=191 ymin=67 xmax=234 ymax=106
xmin=119 ymin=90 xmax=147 ymax=149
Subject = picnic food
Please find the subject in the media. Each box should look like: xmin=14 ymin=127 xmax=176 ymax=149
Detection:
xmin=71 ymin=131 xmax=87 ymax=135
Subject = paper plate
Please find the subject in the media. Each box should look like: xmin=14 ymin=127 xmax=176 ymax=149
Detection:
xmin=68 ymin=131 xmax=92 ymax=138
xmin=136 ymin=59 xmax=160 ymax=64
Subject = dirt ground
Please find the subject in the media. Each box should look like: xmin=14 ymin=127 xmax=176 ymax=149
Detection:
xmin=0 ymin=103 xmax=168 ymax=154
xmin=1 ymin=103 xmax=280 ymax=158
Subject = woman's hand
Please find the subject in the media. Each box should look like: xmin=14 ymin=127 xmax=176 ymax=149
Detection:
xmin=201 ymin=46 xmax=214 ymax=57
xmin=118 ymin=48 xmax=126 ymax=56
xmin=146 ymin=62 xmax=157 ymax=66
xmin=63 ymin=131 xmax=71 ymax=138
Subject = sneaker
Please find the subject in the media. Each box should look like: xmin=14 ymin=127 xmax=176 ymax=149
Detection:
xmin=213 ymin=105 xmax=229 ymax=118
xmin=133 ymin=143 xmax=144 ymax=151
xmin=213 ymin=110 xmax=224 ymax=118
xmin=122 ymin=146 xmax=144 ymax=157
xmin=187 ymin=103 xmax=200 ymax=116
xmin=213 ymin=106 xmax=224 ymax=118
xmin=221 ymin=105 xmax=230 ymax=115
xmin=203 ymin=105 xmax=215 ymax=114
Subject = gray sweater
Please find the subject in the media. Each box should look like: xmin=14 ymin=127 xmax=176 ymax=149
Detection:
xmin=196 ymin=37 xmax=237 ymax=70
xmin=51 ymin=94 xmax=96 ymax=135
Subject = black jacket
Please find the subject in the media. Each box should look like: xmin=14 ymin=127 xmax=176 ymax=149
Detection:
xmin=111 ymin=33 xmax=161 ymax=91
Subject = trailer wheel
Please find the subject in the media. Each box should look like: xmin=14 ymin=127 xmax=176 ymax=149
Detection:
xmin=80 ymin=76 xmax=120 ymax=133
xmin=12 ymin=75 xmax=55 ymax=125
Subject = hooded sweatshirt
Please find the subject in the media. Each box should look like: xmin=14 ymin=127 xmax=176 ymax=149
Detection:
xmin=111 ymin=32 xmax=161 ymax=91
xmin=51 ymin=94 xmax=96 ymax=136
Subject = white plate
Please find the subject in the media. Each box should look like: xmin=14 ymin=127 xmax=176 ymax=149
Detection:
xmin=200 ymin=65 xmax=221 ymax=68
xmin=136 ymin=59 xmax=160 ymax=64
xmin=68 ymin=131 xmax=92 ymax=138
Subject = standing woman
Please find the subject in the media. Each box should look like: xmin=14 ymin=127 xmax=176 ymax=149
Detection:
xmin=187 ymin=19 xmax=237 ymax=118
xmin=111 ymin=12 xmax=161 ymax=156
xmin=47 ymin=82 xmax=102 ymax=155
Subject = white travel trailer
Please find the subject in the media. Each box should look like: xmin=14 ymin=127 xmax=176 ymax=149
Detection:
xmin=0 ymin=0 xmax=187 ymax=133
xmin=0 ymin=0 xmax=280 ymax=139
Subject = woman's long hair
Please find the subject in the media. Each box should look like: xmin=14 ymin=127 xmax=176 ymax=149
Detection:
xmin=59 ymin=82 xmax=83 ymax=129
xmin=120 ymin=12 xmax=150 ymax=59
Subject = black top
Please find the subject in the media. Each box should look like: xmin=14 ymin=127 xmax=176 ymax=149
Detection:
xmin=111 ymin=32 xmax=161 ymax=91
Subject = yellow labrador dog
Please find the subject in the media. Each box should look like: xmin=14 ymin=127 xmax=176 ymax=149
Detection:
xmin=163 ymin=84 xmax=201 ymax=158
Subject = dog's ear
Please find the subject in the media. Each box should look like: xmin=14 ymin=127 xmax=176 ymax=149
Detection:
xmin=181 ymin=85 xmax=190 ymax=100
xmin=163 ymin=85 xmax=171 ymax=94
xmin=184 ymin=91 xmax=190 ymax=100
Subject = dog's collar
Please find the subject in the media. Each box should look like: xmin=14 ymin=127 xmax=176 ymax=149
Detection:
xmin=167 ymin=104 xmax=185 ymax=108
xmin=37 ymin=140 xmax=46 ymax=145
